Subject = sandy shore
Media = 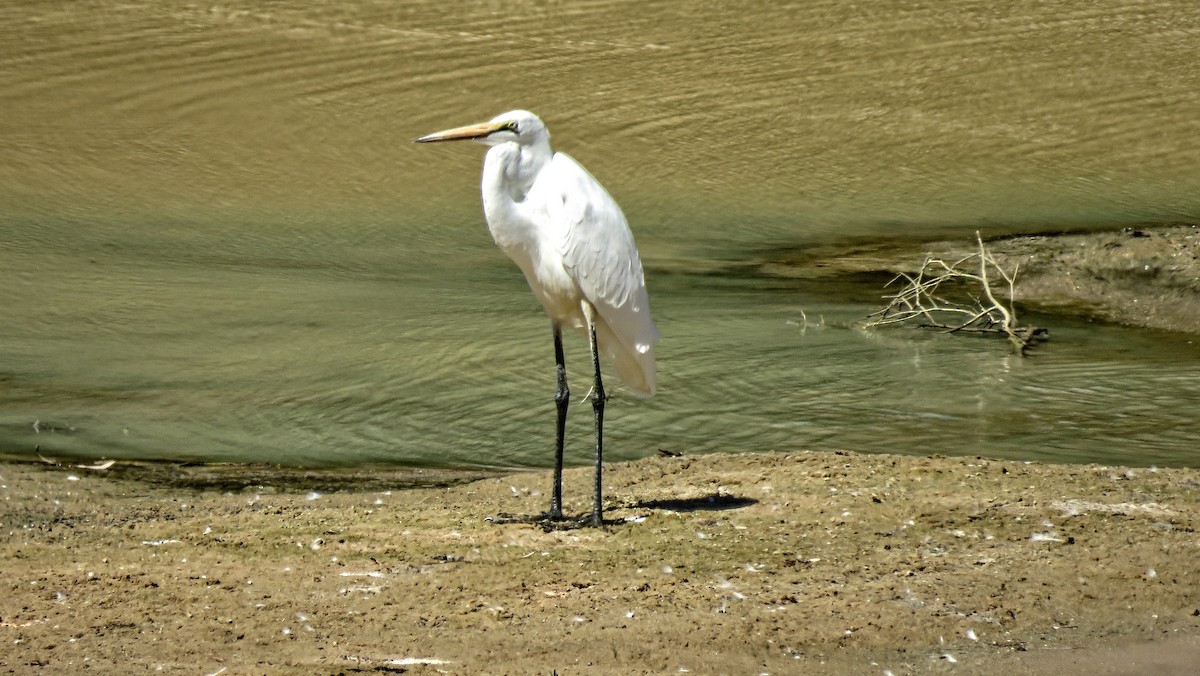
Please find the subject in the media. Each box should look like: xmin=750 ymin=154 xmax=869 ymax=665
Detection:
xmin=5 ymin=225 xmax=1200 ymax=673
xmin=4 ymin=450 xmax=1200 ymax=674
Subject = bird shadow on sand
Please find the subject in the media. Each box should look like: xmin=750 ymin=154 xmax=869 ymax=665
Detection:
xmin=631 ymin=493 xmax=758 ymax=513
xmin=489 ymin=493 xmax=758 ymax=532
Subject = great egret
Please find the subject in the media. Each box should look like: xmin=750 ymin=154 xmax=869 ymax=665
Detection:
xmin=415 ymin=110 xmax=660 ymax=527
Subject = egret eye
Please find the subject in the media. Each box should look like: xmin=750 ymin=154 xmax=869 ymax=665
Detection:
xmin=507 ymin=122 xmax=520 ymax=133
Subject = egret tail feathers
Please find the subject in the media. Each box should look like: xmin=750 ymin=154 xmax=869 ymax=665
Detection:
xmin=593 ymin=321 xmax=656 ymax=398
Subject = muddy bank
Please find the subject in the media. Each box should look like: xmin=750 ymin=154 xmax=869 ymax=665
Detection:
xmin=772 ymin=223 xmax=1200 ymax=335
xmin=3 ymin=450 xmax=1199 ymax=673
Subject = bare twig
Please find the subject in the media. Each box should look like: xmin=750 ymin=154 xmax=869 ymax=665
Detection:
xmin=864 ymin=232 xmax=1047 ymax=353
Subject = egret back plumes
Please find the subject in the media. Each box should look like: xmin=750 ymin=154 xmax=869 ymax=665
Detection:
xmin=416 ymin=109 xmax=660 ymax=525
xmin=522 ymin=148 xmax=658 ymax=396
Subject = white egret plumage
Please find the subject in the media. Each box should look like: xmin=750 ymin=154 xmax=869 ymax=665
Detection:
xmin=415 ymin=110 xmax=660 ymax=527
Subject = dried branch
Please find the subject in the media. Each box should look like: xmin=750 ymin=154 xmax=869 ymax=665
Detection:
xmin=864 ymin=232 xmax=1047 ymax=353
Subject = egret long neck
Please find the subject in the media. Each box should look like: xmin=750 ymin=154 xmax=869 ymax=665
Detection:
xmin=484 ymin=139 xmax=550 ymax=199
xmin=481 ymin=141 xmax=551 ymax=250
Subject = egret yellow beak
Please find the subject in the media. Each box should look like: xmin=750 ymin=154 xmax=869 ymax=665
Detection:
xmin=414 ymin=121 xmax=509 ymax=144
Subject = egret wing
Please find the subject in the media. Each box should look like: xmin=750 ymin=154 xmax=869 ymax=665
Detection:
xmin=537 ymin=152 xmax=660 ymax=395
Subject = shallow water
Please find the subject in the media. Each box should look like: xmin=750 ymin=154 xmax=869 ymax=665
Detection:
xmin=2 ymin=1 xmax=1199 ymax=469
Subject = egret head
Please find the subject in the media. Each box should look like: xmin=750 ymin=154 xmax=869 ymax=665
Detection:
xmin=415 ymin=110 xmax=548 ymax=148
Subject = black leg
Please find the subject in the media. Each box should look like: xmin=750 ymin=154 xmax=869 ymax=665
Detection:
xmin=585 ymin=310 xmax=606 ymax=527
xmin=548 ymin=324 xmax=569 ymax=520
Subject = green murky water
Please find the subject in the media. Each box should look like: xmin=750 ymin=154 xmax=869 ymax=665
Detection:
xmin=3 ymin=1 xmax=1199 ymax=468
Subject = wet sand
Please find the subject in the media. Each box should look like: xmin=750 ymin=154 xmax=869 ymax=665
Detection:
xmin=4 ymin=449 xmax=1200 ymax=674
